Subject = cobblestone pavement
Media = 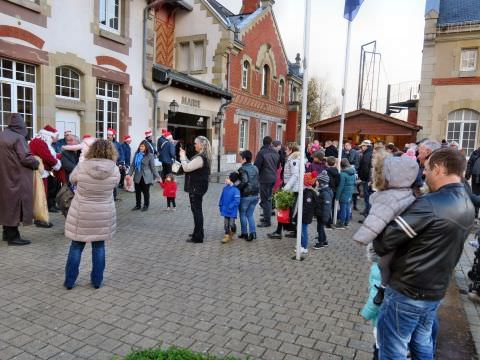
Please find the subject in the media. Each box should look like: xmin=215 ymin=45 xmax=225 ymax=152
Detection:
xmin=0 ymin=178 xmax=475 ymax=359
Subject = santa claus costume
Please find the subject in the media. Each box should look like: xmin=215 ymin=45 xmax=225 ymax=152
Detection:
xmin=29 ymin=125 xmax=63 ymax=212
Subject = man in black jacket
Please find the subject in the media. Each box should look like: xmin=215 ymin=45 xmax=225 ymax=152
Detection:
xmin=466 ymin=146 xmax=480 ymax=215
xmin=373 ymin=148 xmax=474 ymax=359
xmin=358 ymin=140 xmax=373 ymax=215
xmin=342 ymin=142 xmax=359 ymax=170
xmin=254 ymin=136 xmax=279 ymax=227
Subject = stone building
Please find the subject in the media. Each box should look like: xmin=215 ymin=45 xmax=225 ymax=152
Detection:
xmin=418 ymin=0 xmax=480 ymax=155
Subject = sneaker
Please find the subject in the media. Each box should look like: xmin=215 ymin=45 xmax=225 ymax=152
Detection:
xmin=469 ymin=240 xmax=479 ymax=249
xmin=267 ymin=232 xmax=282 ymax=239
xmin=285 ymin=232 xmax=297 ymax=238
xmin=172 ymin=207 xmax=177 ymax=211
xmin=336 ymin=224 xmax=346 ymax=230
xmin=301 ymin=247 xmax=308 ymax=254
xmin=313 ymin=242 xmax=327 ymax=250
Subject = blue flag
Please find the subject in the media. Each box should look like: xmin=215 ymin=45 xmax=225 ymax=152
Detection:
xmin=344 ymin=0 xmax=364 ymax=21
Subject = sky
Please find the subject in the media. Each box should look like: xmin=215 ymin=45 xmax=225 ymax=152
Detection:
xmin=216 ymin=0 xmax=426 ymax=115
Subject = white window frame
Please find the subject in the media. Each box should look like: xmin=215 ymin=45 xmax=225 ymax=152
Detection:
xmin=460 ymin=49 xmax=477 ymax=72
xmin=96 ymin=80 xmax=120 ymax=139
xmin=55 ymin=66 xmax=80 ymax=100
xmin=239 ymin=119 xmax=249 ymax=150
xmin=261 ymin=65 xmax=269 ymax=97
xmin=260 ymin=121 xmax=268 ymax=146
xmin=278 ymin=79 xmax=284 ymax=103
xmin=276 ymin=124 xmax=283 ymax=142
xmin=242 ymin=61 xmax=249 ymax=90
xmin=99 ymin=0 xmax=121 ymax=35
xmin=0 ymin=58 xmax=36 ymax=137
xmin=446 ymin=109 xmax=479 ymax=157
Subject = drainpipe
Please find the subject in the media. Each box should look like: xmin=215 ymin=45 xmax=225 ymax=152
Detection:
xmin=217 ymin=52 xmax=232 ymax=173
xmin=143 ymin=0 xmax=174 ymax=140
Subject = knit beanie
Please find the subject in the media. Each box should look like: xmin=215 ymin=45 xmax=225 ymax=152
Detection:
xmin=304 ymin=171 xmax=318 ymax=187
xmin=316 ymin=170 xmax=330 ymax=184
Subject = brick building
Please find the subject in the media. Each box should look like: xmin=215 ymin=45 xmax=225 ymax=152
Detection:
xmin=152 ymin=0 xmax=302 ymax=171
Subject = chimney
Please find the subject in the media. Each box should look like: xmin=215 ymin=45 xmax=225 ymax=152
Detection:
xmin=407 ymin=108 xmax=418 ymax=125
xmin=295 ymin=53 xmax=301 ymax=66
xmin=240 ymin=0 xmax=260 ymax=14
xmin=261 ymin=0 xmax=275 ymax=9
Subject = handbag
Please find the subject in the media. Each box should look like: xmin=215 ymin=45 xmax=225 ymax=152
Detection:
xmin=56 ymin=184 xmax=74 ymax=217
xmin=172 ymin=160 xmax=182 ymax=174
xmin=32 ymin=157 xmax=49 ymax=223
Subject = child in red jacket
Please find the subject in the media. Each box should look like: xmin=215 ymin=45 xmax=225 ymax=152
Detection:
xmin=160 ymin=173 xmax=177 ymax=210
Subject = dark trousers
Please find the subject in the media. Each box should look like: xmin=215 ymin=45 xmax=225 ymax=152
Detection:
xmin=119 ymin=167 xmax=126 ymax=188
xmin=259 ymin=182 xmax=274 ymax=225
xmin=224 ymin=217 xmax=236 ymax=234
xmin=2 ymin=226 xmax=19 ymax=241
xmin=135 ymin=177 xmax=151 ymax=208
xmin=473 ymin=182 xmax=480 ymax=217
xmin=47 ymin=175 xmax=60 ymax=209
xmin=162 ymin=162 xmax=172 ymax=181
xmin=167 ymin=197 xmax=176 ymax=207
xmin=317 ymin=220 xmax=327 ymax=245
xmin=189 ymin=193 xmax=204 ymax=242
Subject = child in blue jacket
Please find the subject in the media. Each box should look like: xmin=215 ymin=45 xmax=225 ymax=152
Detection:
xmin=219 ymin=172 xmax=241 ymax=243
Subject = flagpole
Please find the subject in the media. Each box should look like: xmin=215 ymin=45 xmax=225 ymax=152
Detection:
xmin=333 ymin=19 xmax=352 ymax=226
xmin=295 ymin=0 xmax=311 ymax=261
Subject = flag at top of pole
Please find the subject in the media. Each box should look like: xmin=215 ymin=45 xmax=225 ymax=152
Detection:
xmin=344 ymin=0 xmax=364 ymax=21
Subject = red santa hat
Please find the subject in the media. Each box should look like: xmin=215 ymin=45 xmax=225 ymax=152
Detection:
xmin=107 ymin=128 xmax=116 ymax=136
xmin=82 ymin=134 xmax=92 ymax=139
xmin=43 ymin=125 xmax=59 ymax=138
xmin=145 ymin=129 xmax=153 ymax=137
xmin=123 ymin=135 xmax=132 ymax=142
xmin=165 ymin=131 xmax=173 ymax=140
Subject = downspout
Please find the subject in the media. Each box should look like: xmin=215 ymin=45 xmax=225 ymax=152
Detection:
xmin=217 ymin=53 xmax=232 ymax=173
xmin=143 ymin=0 xmax=173 ymax=141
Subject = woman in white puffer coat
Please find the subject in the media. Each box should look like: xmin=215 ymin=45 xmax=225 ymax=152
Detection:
xmin=268 ymin=142 xmax=302 ymax=239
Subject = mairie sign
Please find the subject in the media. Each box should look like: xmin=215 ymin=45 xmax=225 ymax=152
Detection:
xmin=182 ymin=96 xmax=200 ymax=108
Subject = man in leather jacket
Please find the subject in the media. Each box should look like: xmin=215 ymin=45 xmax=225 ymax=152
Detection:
xmin=373 ymin=148 xmax=474 ymax=359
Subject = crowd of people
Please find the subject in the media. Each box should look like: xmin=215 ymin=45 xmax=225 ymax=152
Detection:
xmin=1 ymin=112 xmax=480 ymax=359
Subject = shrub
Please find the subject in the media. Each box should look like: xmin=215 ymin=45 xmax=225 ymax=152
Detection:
xmin=274 ymin=190 xmax=296 ymax=210
xmin=123 ymin=347 xmax=243 ymax=360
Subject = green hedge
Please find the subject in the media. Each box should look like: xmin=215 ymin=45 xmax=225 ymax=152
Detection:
xmin=123 ymin=347 xmax=243 ymax=360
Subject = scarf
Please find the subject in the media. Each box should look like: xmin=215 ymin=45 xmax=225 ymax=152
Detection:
xmin=134 ymin=152 xmax=145 ymax=171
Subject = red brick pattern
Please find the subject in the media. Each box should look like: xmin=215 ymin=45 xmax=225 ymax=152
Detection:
xmin=96 ymin=56 xmax=127 ymax=72
xmin=241 ymin=0 xmax=260 ymax=14
xmin=432 ymin=77 xmax=480 ymax=86
xmin=0 ymin=25 xmax=45 ymax=49
xmin=225 ymin=11 xmax=290 ymax=156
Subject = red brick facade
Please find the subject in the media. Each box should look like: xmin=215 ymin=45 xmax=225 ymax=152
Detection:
xmin=224 ymin=11 xmax=290 ymax=157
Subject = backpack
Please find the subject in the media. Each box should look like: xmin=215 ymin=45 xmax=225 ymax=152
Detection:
xmin=56 ymin=184 xmax=75 ymax=217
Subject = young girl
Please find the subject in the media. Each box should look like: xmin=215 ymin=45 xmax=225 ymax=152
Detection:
xmin=160 ymin=173 xmax=177 ymax=210
xmin=62 ymin=134 xmax=96 ymax=163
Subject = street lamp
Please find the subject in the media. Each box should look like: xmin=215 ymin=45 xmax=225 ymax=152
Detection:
xmin=213 ymin=110 xmax=225 ymax=172
xmin=169 ymin=99 xmax=179 ymax=114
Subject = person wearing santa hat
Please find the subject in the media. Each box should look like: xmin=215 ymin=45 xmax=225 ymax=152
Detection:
xmin=144 ymin=129 xmax=156 ymax=155
xmin=157 ymin=130 xmax=176 ymax=180
xmin=29 ymin=124 xmax=63 ymax=216
xmin=119 ymin=135 xmax=132 ymax=188
xmin=106 ymin=128 xmax=124 ymax=200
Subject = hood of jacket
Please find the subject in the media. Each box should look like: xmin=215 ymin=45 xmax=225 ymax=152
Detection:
xmin=383 ymin=156 xmax=419 ymax=189
xmin=84 ymin=159 xmax=117 ymax=180
xmin=343 ymin=167 xmax=356 ymax=176
xmin=289 ymin=151 xmax=301 ymax=160
xmin=8 ymin=113 xmax=28 ymax=137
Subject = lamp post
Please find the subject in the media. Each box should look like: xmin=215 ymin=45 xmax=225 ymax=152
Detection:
xmin=213 ymin=110 xmax=224 ymax=173
xmin=169 ymin=99 xmax=179 ymax=122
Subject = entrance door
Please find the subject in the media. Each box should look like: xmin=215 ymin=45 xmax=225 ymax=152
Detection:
xmin=56 ymin=110 xmax=80 ymax=137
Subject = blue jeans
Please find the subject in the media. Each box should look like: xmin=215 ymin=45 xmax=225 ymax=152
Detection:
xmin=240 ymin=196 xmax=258 ymax=234
xmin=301 ymin=223 xmax=308 ymax=249
xmin=377 ymin=288 xmax=440 ymax=360
xmin=65 ymin=240 xmax=106 ymax=288
xmin=339 ymin=202 xmax=350 ymax=225
xmin=362 ymin=181 xmax=371 ymax=214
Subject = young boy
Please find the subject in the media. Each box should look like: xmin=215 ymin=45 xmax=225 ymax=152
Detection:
xmin=219 ymin=172 xmax=241 ymax=243
xmin=299 ymin=172 xmax=318 ymax=254
xmin=313 ymin=171 xmax=334 ymax=249
xmin=325 ymin=156 xmax=339 ymax=228
xmin=335 ymin=159 xmax=356 ymax=229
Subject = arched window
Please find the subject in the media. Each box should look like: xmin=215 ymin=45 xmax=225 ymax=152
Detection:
xmin=242 ymin=61 xmax=250 ymax=90
xmin=261 ymin=64 xmax=270 ymax=97
xmin=447 ymin=109 xmax=479 ymax=156
xmin=56 ymin=66 xmax=80 ymax=99
xmin=278 ymin=79 xmax=285 ymax=103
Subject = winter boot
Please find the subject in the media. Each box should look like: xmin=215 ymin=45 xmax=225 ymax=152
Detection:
xmin=247 ymin=233 xmax=256 ymax=242
xmin=222 ymin=234 xmax=231 ymax=244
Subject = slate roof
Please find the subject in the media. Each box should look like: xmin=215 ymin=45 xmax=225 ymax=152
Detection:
xmin=438 ymin=0 xmax=480 ymax=26
xmin=152 ymin=64 xmax=232 ymax=100
xmin=206 ymin=0 xmax=235 ymax=19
